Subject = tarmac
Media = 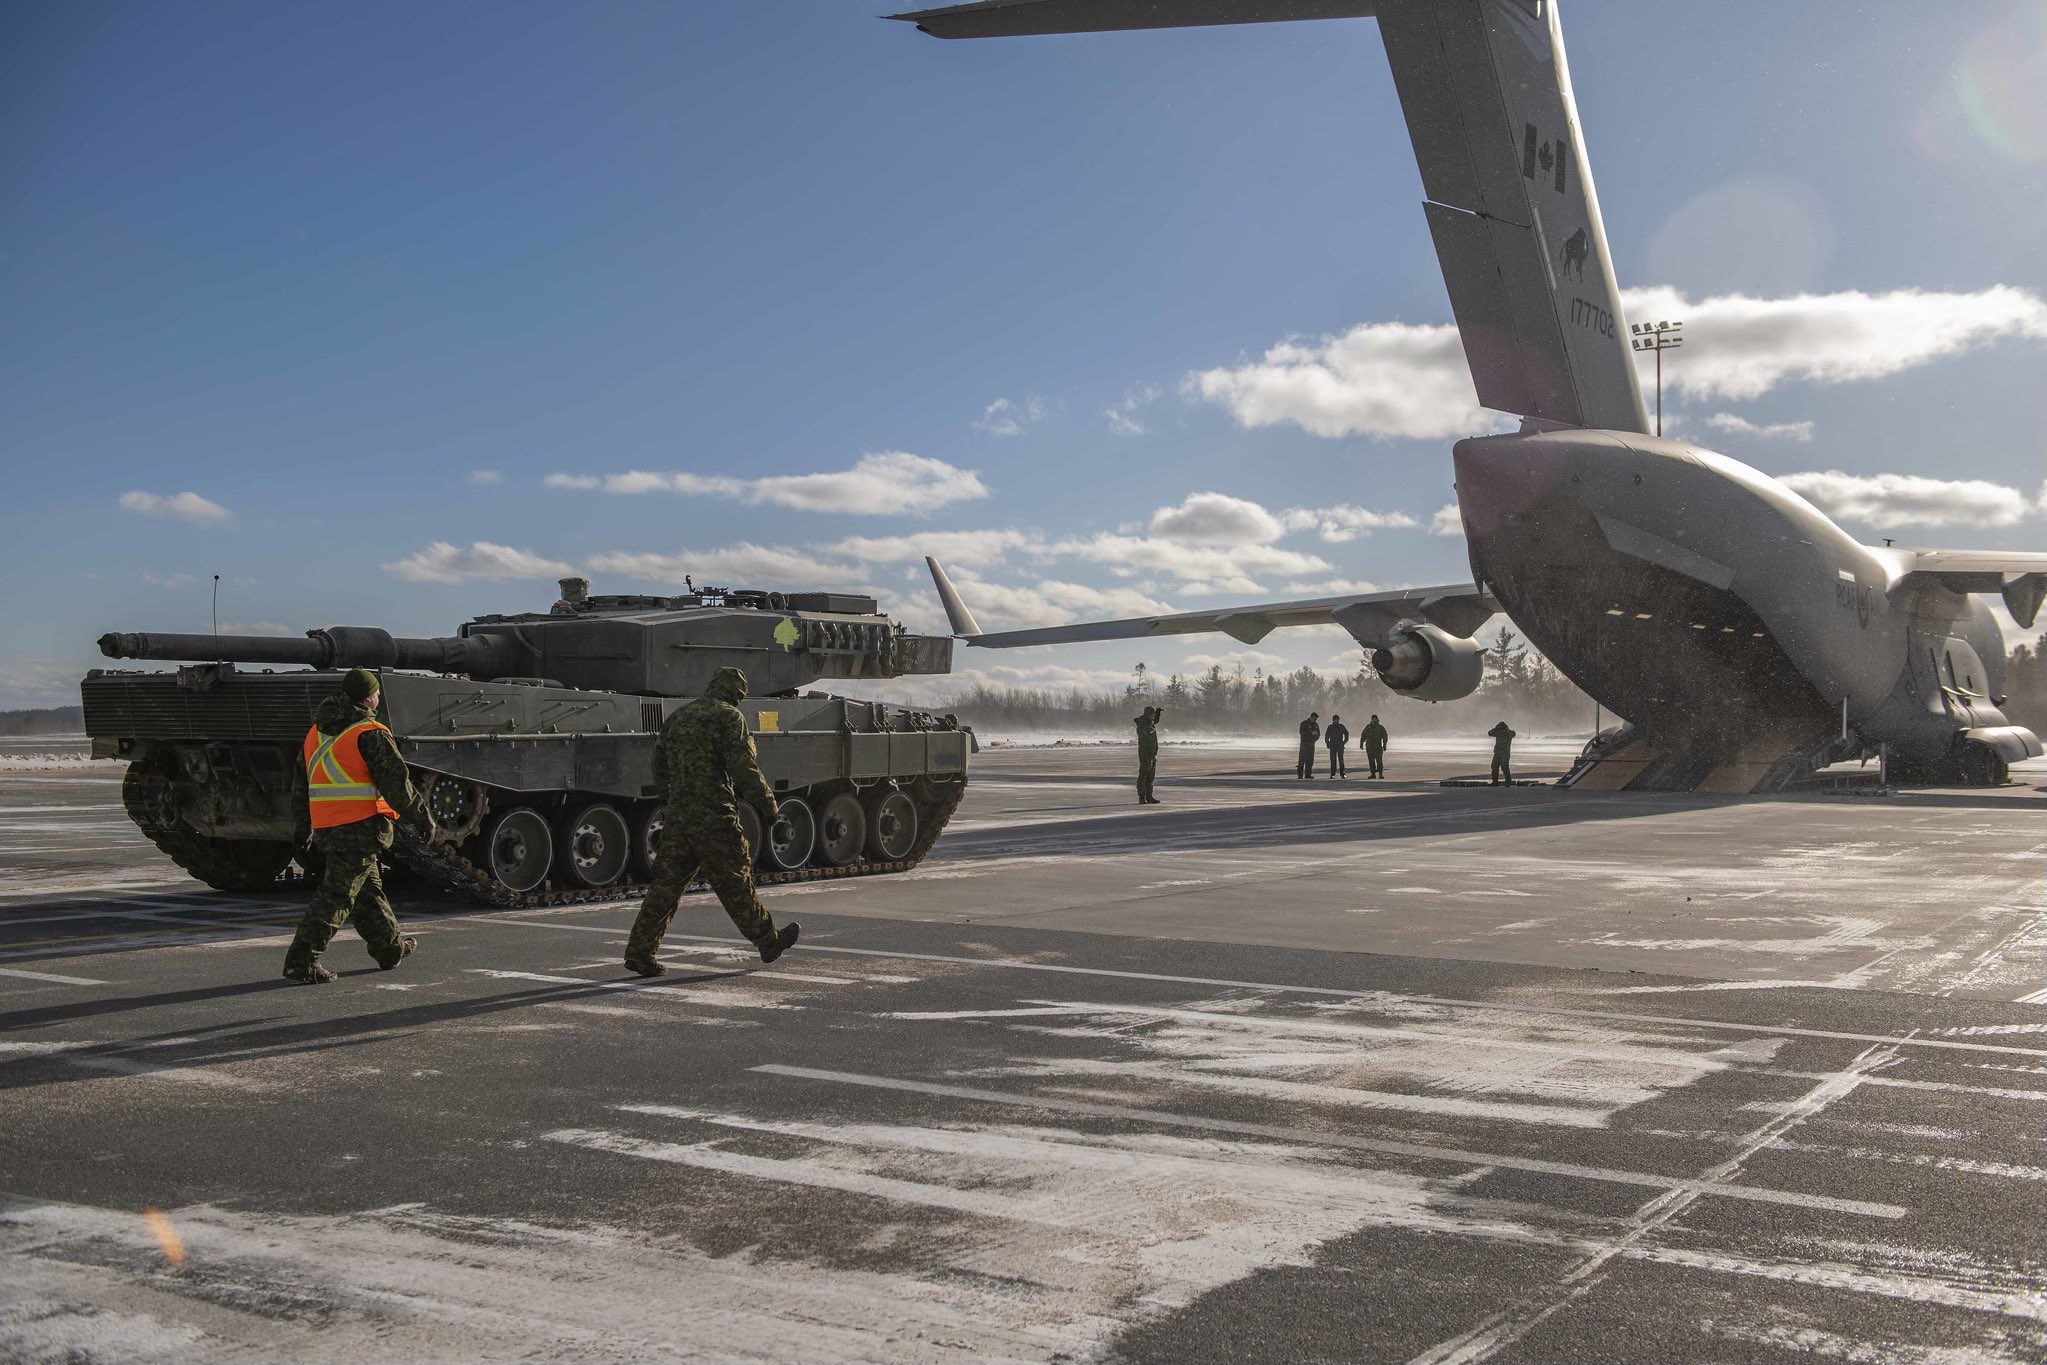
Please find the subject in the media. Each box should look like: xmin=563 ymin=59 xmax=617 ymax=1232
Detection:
xmin=1 ymin=735 xmax=2042 ymax=1363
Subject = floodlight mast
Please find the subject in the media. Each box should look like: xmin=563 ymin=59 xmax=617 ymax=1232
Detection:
xmin=1629 ymin=320 xmax=1683 ymax=437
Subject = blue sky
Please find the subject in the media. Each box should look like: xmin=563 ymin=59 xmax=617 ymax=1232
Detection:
xmin=3 ymin=1 xmax=2042 ymax=707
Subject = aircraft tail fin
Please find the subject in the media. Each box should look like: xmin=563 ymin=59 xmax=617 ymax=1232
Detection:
xmin=895 ymin=0 xmax=1651 ymax=434
xmin=925 ymin=557 xmax=984 ymax=638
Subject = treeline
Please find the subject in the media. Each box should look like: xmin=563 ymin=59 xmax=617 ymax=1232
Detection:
xmin=948 ymin=629 xmax=1598 ymax=736
xmin=2008 ymin=641 xmax=2046 ymax=736
xmin=0 ymin=705 xmax=83 ymax=737
xmin=950 ymin=632 xmax=2047 ymax=739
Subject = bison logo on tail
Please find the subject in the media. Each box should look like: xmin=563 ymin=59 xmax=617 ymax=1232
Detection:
xmin=1559 ymin=228 xmax=1589 ymax=280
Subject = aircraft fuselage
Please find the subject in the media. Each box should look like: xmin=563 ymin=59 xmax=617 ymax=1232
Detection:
xmin=1455 ymin=430 xmax=2021 ymax=774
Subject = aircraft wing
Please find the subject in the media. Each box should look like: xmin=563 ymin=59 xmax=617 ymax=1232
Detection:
xmin=925 ymin=557 xmax=1496 ymax=648
xmin=893 ymin=0 xmax=1651 ymax=434
xmin=1887 ymin=548 xmax=2047 ymax=628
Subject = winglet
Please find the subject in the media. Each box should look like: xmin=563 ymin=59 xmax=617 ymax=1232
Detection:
xmin=925 ymin=557 xmax=983 ymax=638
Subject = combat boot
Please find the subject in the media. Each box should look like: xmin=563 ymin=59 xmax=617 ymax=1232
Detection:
xmin=375 ymin=936 xmax=417 ymax=971
xmin=283 ymin=963 xmax=336 ymax=985
xmin=623 ymin=956 xmax=667 ymax=977
xmin=759 ymin=922 xmax=801 ymax=964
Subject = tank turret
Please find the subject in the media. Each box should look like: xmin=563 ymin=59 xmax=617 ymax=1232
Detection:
xmin=98 ymin=577 xmax=954 ymax=695
xmin=83 ymin=579 xmax=971 ymax=904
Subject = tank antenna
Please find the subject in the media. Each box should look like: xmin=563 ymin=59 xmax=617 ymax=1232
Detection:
xmin=212 ymin=574 xmax=220 ymax=641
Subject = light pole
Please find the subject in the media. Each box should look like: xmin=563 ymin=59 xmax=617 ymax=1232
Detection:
xmin=1630 ymin=319 xmax=1683 ymax=437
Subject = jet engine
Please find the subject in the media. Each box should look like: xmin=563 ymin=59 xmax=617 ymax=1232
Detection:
xmin=1370 ymin=623 xmax=1483 ymax=701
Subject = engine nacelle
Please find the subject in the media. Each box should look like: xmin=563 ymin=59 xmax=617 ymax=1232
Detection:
xmin=1370 ymin=623 xmax=1483 ymax=701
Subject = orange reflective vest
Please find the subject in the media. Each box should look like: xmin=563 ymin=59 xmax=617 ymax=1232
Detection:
xmin=303 ymin=720 xmax=399 ymax=829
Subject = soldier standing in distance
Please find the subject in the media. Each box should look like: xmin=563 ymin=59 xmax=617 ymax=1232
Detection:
xmin=1134 ymin=705 xmax=1162 ymax=804
xmin=1489 ymin=719 xmax=1517 ymax=785
xmin=1362 ymin=713 xmax=1389 ymax=779
xmin=626 ymin=665 xmax=800 ymax=976
xmin=1324 ymin=713 xmax=1349 ymax=778
xmin=282 ymin=668 xmax=431 ymax=984
xmin=1297 ymin=711 xmax=1321 ymax=779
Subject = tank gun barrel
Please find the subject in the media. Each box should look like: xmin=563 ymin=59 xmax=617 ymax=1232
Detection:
xmin=98 ymin=627 xmax=511 ymax=678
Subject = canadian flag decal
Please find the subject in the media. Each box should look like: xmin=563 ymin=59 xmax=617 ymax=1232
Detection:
xmin=1521 ymin=123 xmax=1567 ymax=195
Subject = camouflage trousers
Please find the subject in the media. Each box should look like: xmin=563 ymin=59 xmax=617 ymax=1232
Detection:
xmin=626 ymin=815 xmax=776 ymax=960
xmin=283 ymin=819 xmax=407 ymax=972
xmin=1136 ymin=748 xmax=1157 ymax=801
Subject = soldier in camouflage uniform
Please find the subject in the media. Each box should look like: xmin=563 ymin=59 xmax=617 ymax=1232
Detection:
xmin=1133 ymin=705 xmax=1161 ymax=804
xmin=625 ymin=665 xmax=800 ymax=975
xmin=282 ymin=668 xmax=433 ymax=984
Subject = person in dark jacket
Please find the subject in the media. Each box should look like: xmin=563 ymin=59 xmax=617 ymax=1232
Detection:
xmin=626 ymin=666 xmax=800 ymax=976
xmin=1297 ymin=712 xmax=1321 ymax=779
xmin=282 ymin=669 xmax=434 ymax=984
xmin=1134 ymin=705 xmax=1162 ymax=804
xmin=1362 ymin=714 xmax=1389 ymax=778
xmin=1488 ymin=720 xmax=1517 ymax=785
xmin=1324 ymin=714 xmax=1349 ymax=778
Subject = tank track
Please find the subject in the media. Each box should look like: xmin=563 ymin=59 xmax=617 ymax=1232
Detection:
xmin=121 ymin=761 xmax=305 ymax=892
xmin=382 ymin=778 xmax=969 ymax=910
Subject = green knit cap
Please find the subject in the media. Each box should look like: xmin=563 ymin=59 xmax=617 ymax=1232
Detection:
xmin=341 ymin=667 xmax=380 ymax=702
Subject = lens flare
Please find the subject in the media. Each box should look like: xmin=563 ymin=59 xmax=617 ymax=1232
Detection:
xmin=1954 ymin=4 xmax=2046 ymax=164
xmin=141 ymin=1207 xmax=186 ymax=1267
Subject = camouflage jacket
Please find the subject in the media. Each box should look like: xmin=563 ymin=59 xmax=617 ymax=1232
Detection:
xmin=1133 ymin=713 xmax=1159 ymax=755
xmin=294 ymin=693 xmax=427 ymax=827
xmin=652 ymin=667 xmax=776 ymax=828
xmin=1361 ymin=721 xmax=1389 ymax=750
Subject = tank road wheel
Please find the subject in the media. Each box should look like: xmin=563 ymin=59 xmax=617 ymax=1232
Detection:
xmin=558 ymin=802 xmax=631 ymax=890
xmin=485 ymin=807 xmax=554 ymax=894
xmin=814 ymin=793 xmax=866 ymax=867
xmin=761 ymin=797 xmax=815 ymax=873
xmin=864 ymin=789 xmax=918 ymax=862
xmin=736 ymin=802 xmax=764 ymax=868
xmin=423 ymin=774 xmax=488 ymax=844
xmin=632 ymin=806 xmax=666 ymax=882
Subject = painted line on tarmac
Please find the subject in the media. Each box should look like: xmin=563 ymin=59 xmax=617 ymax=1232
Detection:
xmin=494 ymin=919 xmax=2047 ymax=1059
xmin=752 ymin=1065 xmax=1906 ymax=1219
xmin=0 ymin=966 xmax=109 ymax=986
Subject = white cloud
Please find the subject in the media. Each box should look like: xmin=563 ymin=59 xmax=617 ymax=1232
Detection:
xmin=975 ymin=396 xmax=1047 ymax=437
xmin=548 ymin=452 xmax=986 ymax=517
xmin=1050 ymin=532 xmax=1330 ymax=594
xmin=1777 ymin=470 xmax=2038 ymax=529
xmin=1623 ymin=285 xmax=2047 ymax=402
xmin=1183 ymin=649 xmax=1288 ymax=672
xmin=1277 ymin=504 xmax=1418 ymax=542
xmin=1281 ymin=578 xmax=1382 ymax=595
xmin=468 ymin=469 xmax=504 ymax=486
xmin=383 ymin=541 xmax=576 ymax=584
xmin=946 ymin=573 xmax=1173 ymax=629
xmin=1703 ymin=413 xmax=1815 ymax=442
xmin=1188 ymin=322 xmax=1500 ymax=440
xmin=119 ymin=491 xmax=232 ymax=526
xmin=1189 ymin=285 xmax=2046 ymax=437
xmin=1106 ymin=384 xmax=1159 ymax=437
xmin=586 ymin=543 xmax=842 ymax=588
xmin=828 ymin=529 xmax=1042 ymax=568
xmin=1429 ymin=503 xmax=1463 ymax=537
xmin=1148 ymin=492 xmax=1285 ymax=547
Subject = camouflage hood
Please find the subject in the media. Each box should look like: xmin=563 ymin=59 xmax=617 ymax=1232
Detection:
xmin=314 ymin=693 xmax=374 ymax=737
xmin=705 ymin=667 xmax=749 ymax=705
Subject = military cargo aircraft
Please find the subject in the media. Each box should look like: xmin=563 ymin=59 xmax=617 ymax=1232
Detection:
xmin=900 ymin=0 xmax=2045 ymax=791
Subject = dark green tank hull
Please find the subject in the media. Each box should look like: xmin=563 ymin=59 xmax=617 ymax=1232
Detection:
xmin=84 ymin=666 xmax=971 ymax=904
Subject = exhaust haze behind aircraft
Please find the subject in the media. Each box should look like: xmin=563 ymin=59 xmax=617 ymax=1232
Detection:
xmin=899 ymin=0 xmax=2045 ymax=791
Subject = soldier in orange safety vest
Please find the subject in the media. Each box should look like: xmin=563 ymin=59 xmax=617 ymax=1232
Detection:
xmin=281 ymin=668 xmax=437 ymax=984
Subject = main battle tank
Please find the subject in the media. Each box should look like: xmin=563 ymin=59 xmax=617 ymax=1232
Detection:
xmin=84 ymin=578 xmax=972 ymax=906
